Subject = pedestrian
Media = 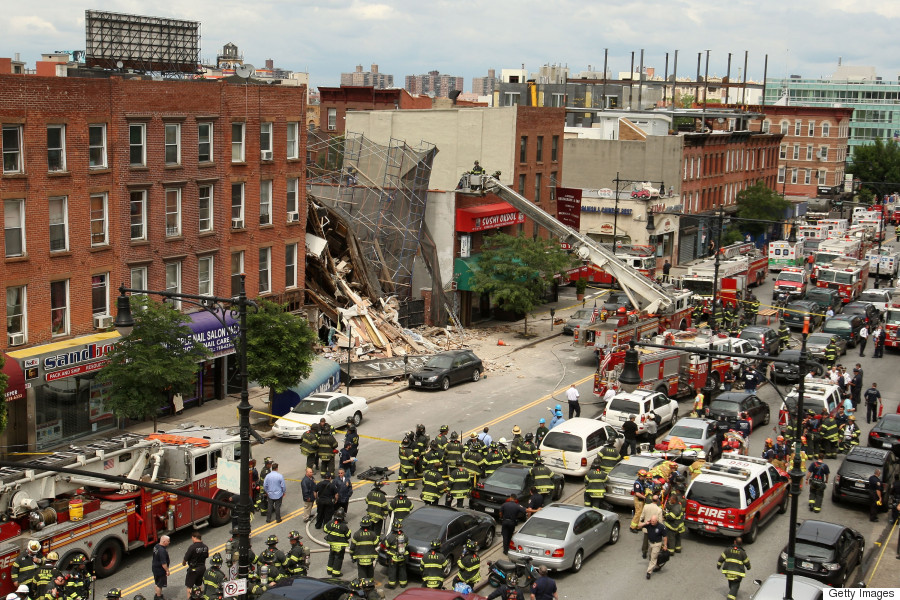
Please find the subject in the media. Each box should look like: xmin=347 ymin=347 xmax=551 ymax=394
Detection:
xmin=691 ymin=390 xmax=705 ymax=418
xmin=477 ymin=427 xmax=492 ymax=447
xmin=334 ymin=468 xmax=353 ymax=515
xmin=858 ymin=324 xmax=869 ymax=357
xmin=806 ymin=453 xmax=829 ymax=513
xmin=639 ymin=515 xmax=667 ymax=579
xmin=499 ymin=495 xmax=526 ymax=555
xmin=181 ymin=531 xmax=208 ymax=600
xmin=324 ymin=508 xmax=351 ymax=577
xmin=806 ymin=253 xmax=815 ymax=272
xmin=639 ymin=495 xmax=662 ymax=559
xmin=662 ymin=260 xmax=671 ymax=283
xmin=874 ymin=325 xmax=886 ymax=358
xmin=263 ymin=462 xmax=285 ymax=524
xmin=315 ymin=473 xmax=337 ymax=529
xmin=301 ymin=468 xmax=317 ymax=523
xmin=151 ymin=536 xmax=170 ymax=600
xmin=642 ymin=412 xmax=659 ymax=448
xmin=622 ymin=415 xmax=639 ymax=457
xmin=529 ymin=566 xmax=558 ymax=600
xmin=566 ymin=384 xmax=581 ymax=419
xmin=869 ymin=468 xmax=884 ymax=522
xmin=717 ymin=537 xmax=751 ymax=600
xmin=865 ymin=383 xmax=883 ymax=424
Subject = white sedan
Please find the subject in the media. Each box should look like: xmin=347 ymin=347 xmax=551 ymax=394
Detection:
xmin=271 ymin=392 xmax=368 ymax=440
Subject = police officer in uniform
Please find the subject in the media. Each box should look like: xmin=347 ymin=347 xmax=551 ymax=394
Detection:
xmin=200 ymin=554 xmax=225 ymax=600
xmin=420 ymin=540 xmax=448 ymax=589
xmin=324 ymin=508 xmax=351 ymax=577
xmin=806 ymin=454 xmax=830 ymax=513
xmin=499 ymin=495 xmax=525 ymax=555
xmin=384 ymin=521 xmax=409 ymax=589
xmin=284 ymin=531 xmax=310 ymax=577
xmin=349 ymin=516 xmax=379 ymax=579
xmin=447 ymin=460 xmax=471 ymax=508
xmin=389 ymin=484 xmax=414 ymax=522
xmin=457 ymin=539 xmax=481 ymax=587
xmin=182 ymin=531 xmax=209 ymax=599
xmin=717 ymin=538 xmax=751 ymax=600
xmin=364 ymin=480 xmax=388 ymax=533
xmin=317 ymin=424 xmax=339 ymax=478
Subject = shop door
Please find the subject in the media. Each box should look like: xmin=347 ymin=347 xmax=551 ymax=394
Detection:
xmin=4 ymin=399 xmax=27 ymax=453
xmin=679 ymin=234 xmax=696 ymax=264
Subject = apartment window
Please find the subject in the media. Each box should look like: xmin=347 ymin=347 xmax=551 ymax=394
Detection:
xmin=780 ymin=121 xmax=789 ymax=135
xmin=286 ymin=122 xmax=299 ymax=159
xmin=90 ymin=193 xmax=108 ymax=246
xmin=327 ymin=108 xmax=337 ymax=131
xmin=165 ymin=188 xmax=181 ymax=237
xmin=198 ymin=122 xmax=213 ymax=162
xmin=6 ymin=286 xmax=26 ymax=338
xmin=761 ymin=120 xmax=770 ymax=133
xmin=231 ymin=122 xmax=245 ymax=162
xmin=165 ymin=263 xmax=181 ymax=308
xmin=2 ymin=125 xmax=23 ymax=173
xmin=777 ymin=166 xmax=785 ymax=184
xmin=92 ymin=273 xmax=108 ymax=316
xmin=536 ymin=136 xmax=544 ymax=162
xmin=164 ymin=123 xmax=181 ymax=165
xmin=551 ymin=135 xmax=559 ymax=161
xmin=259 ymin=247 xmax=271 ymax=295
xmin=231 ymin=251 xmax=244 ymax=296
xmin=503 ymin=92 xmax=521 ymax=106
xmin=550 ymin=171 xmax=557 ymax=201
xmin=806 ymin=145 xmax=813 ymax=161
xmin=518 ymin=174 xmax=526 ymax=196
xmin=819 ymin=146 xmax=829 ymax=160
xmin=129 ymin=123 xmax=146 ymax=166
xmin=519 ymin=136 xmax=527 ymax=163
xmin=808 ymin=121 xmax=815 ymax=137
xmin=130 ymin=266 xmax=147 ymax=291
xmin=794 ymin=120 xmax=802 ymax=136
xmin=47 ymin=125 xmax=66 ymax=172
xmin=49 ymin=196 xmax=68 ymax=252
xmin=198 ymin=185 xmax=213 ymax=232
xmin=822 ymin=122 xmax=831 ymax=137
xmin=792 ymin=144 xmax=800 ymax=160
xmin=780 ymin=145 xmax=787 ymax=160
xmin=287 ymin=178 xmax=299 ymax=220
xmin=198 ymin=256 xmax=214 ymax=296
xmin=550 ymin=93 xmax=565 ymax=108
xmin=804 ymin=169 xmax=812 ymax=185
xmin=818 ymin=169 xmax=828 ymax=185
xmin=89 ymin=124 xmax=107 ymax=168
xmin=260 ymin=180 xmax=272 ymax=226
xmin=285 ymin=243 xmax=297 ymax=288
xmin=260 ymin=122 xmax=273 ymax=159
xmin=791 ymin=168 xmax=798 ymax=185
xmin=231 ymin=183 xmax=245 ymax=228
xmin=697 ymin=157 xmax=702 ymax=177
xmin=534 ymin=173 xmax=542 ymax=203
xmin=50 ymin=280 xmax=68 ymax=336
xmin=130 ymin=190 xmax=147 ymax=240
xmin=4 ymin=199 xmax=24 ymax=257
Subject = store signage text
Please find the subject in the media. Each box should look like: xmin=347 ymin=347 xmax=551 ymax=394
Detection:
xmin=581 ymin=206 xmax=633 ymax=215
xmin=43 ymin=342 xmax=115 ymax=370
xmin=474 ymin=212 xmax=524 ymax=231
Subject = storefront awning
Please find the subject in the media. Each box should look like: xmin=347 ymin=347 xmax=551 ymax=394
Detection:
xmin=456 ymin=202 xmax=525 ymax=233
xmin=184 ymin=310 xmax=238 ymax=358
xmin=454 ymin=256 xmax=481 ymax=292
xmin=2 ymin=355 xmax=26 ymax=402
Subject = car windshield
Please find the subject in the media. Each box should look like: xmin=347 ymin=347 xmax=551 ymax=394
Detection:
xmin=786 ymin=304 xmax=810 ymax=316
xmin=686 ymin=482 xmax=740 ymax=508
xmin=840 ymin=460 xmax=880 ymax=480
xmin=570 ymin=309 xmax=591 ymax=320
xmin=425 ymin=355 xmax=454 ymax=369
xmin=517 ymin=517 xmax=570 ymax=540
xmin=291 ymin=399 xmax=327 ymax=415
xmin=485 ymin=468 xmax=529 ymax=491
xmin=778 ymin=272 xmax=805 ymax=283
xmin=807 ymin=334 xmax=832 ymax=346
xmin=859 ymin=292 xmax=885 ymax=303
xmin=795 ymin=541 xmax=835 ymax=562
xmin=541 ymin=432 xmax=584 ymax=453
xmin=844 ymin=305 xmax=867 ymax=314
xmin=401 ymin=515 xmax=443 ymax=540
xmin=610 ymin=460 xmax=656 ymax=479
xmin=824 ymin=320 xmax=851 ymax=332
xmin=709 ymin=400 xmax=740 ymax=416
xmin=815 ymin=252 xmax=841 ymax=264
xmin=669 ymin=425 xmax=704 ymax=440
xmin=608 ymin=399 xmax=641 ymax=414
xmin=886 ymin=310 xmax=900 ymax=326
xmin=876 ymin=417 xmax=900 ymax=435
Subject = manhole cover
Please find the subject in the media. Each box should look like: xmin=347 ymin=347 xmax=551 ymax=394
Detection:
xmin=456 ymin=390 xmax=472 ymax=395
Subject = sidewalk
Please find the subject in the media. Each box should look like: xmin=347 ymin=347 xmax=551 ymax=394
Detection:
xmin=860 ymin=519 xmax=900 ymax=588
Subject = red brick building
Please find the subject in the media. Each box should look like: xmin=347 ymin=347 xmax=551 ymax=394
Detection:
xmin=318 ymin=85 xmax=432 ymax=136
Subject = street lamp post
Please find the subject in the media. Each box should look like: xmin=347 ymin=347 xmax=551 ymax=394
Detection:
xmin=702 ymin=204 xmax=725 ymax=400
xmin=113 ymin=277 xmax=254 ymax=600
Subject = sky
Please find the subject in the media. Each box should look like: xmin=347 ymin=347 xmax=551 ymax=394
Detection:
xmin=3 ymin=0 xmax=900 ymax=91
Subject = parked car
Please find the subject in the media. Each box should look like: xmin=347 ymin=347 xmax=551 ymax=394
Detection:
xmin=470 ymin=463 xmax=565 ymax=518
xmin=842 ymin=301 xmax=880 ymax=326
xmin=539 ymin=418 xmax=623 ymax=477
xmin=858 ymin=288 xmax=895 ymax=315
xmin=868 ymin=414 xmax=900 ymax=457
xmin=739 ymin=326 xmax=781 ymax=356
xmin=750 ymin=574 xmax=827 ymax=600
xmin=805 ymin=332 xmax=848 ymax=361
xmin=271 ymin=392 xmax=368 ymax=439
xmin=408 ymin=350 xmax=483 ymax=390
xmin=605 ymin=455 xmax=687 ymax=506
xmin=394 ymin=590 xmax=486 ymax=600
xmin=822 ymin=314 xmax=865 ymax=348
xmin=776 ymin=520 xmax=865 ymax=586
xmin=655 ymin=417 xmax=721 ymax=460
xmin=706 ymin=392 xmax=771 ymax=429
xmin=378 ymin=506 xmax=495 ymax=576
xmin=563 ymin=308 xmax=594 ymax=335
xmin=508 ymin=503 xmax=620 ymax=572
xmin=601 ymin=292 xmax=635 ymax=312
xmin=832 ymin=446 xmax=898 ymax=506
xmin=769 ymin=350 xmax=825 ymax=384
xmin=804 ymin=288 xmax=843 ymax=317
xmin=601 ymin=390 xmax=679 ymax=433
xmin=783 ymin=300 xmax=823 ymax=330
xmin=258 ymin=577 xmax=352 ymax=600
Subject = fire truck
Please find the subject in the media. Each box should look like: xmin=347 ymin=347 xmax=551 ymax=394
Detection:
xmin=565 ymin=245 xmax=657 ymax=285
xmin=0 ymin=427 xmax=241 ymax=592
xmin=678 ymin=262 xmax=747 ymax=312
xmin=815 ymin=257 xmax=870 ymax=303
xmin=812 ymin=238 xmax=863 ymax=281
xmin=719 ymin=242 xmax=769 ymax=286
xmin=884 ymin=293 xmax=900 ymax=348
xmin=572 ymin=309 xmax=665 ymax=351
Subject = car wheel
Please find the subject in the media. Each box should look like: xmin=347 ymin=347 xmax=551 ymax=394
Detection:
xmin=762 ymin=411 xmax=770 ymax=426
xmin=482 ymin=528 xmax=495 ymax=549
xmin=609 ymin=522 xmax=620 ymax=545
xmin=670 ymin=409 xmax=678 ymax=426
xmin=352 ymin=411 xmax=363 ymax=426
xmin=554 ymin=479 xmax=565 ymax=500
xmin=655 ymin=384 xmax=668 ymax=395
xmin=472 ymin=369 xmax=482 ymax=382
xmin=570 ymin=550 xmax=585 ymax=573
xmin=442 ymin=554 xmax=454 ymax=578
xmin=441 ymin=377 xmax=450 ymax=391
xmin=744 ymin=517 xmax=759 ymax=544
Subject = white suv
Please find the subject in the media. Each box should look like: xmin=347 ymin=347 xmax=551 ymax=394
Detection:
xmin=601 ymin=390 xmax=679 ymax=434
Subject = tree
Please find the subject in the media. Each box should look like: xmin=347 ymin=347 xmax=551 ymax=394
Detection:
xmin=245 ymin=299 xmax=317 ymax=404
xmin=848 ymin=138 xmax=900 ymax=197
xmin=97 ymin=296 xmax=210 ymax=432
xmin=470 ymin=233 xmax=576 ymax=335
xmin=734 ymin=182 xmax=790 ymax=236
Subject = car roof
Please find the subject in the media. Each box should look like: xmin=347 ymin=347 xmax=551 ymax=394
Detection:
xmin=752 ymin=574 xmax=825 ymax=600
xmin=877 ymin=414 xmax=900 ymax=425
xmin=525 ymin=503 xmax=593 ymax=522
xmin=435 ymin=349 xmax=475 ymax=357
xmin=845 ymin=446 xmax=892 ymax=464
xmin=826 ymin=314 xmax=858 ymax=321
xmin=544 ymin=417 xmax=614 ymax=436
xmin=742 ymin=326 xmax=774 ymax=332
xmin=406 ymin=505 xmax=469 ymax=525
xmin=611 ymin=390 xmax=655 ymax=401
xmin=713 ymin=391 xmax=755 ymax=402
xmin=305 ymin=393 xmax=342 ymax=401
xmin=672 ymin=417 xmax=716 ymax=427
xmin=620 ymin=455 xmax=666 ymax=468
xmin=845 ymin=301 xmax=874 ymax=308
xmin=796 ymin=520 xmax=847 ymax=545
xmin=787 ymin=300 xmax=816 ymax=308
xmin=264 ymin=577 xmax=351 ymax=600
xmin=394 ymin=590 xmax=486 ymax=600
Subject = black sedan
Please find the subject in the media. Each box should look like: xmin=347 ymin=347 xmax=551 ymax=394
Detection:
xmin=769 ymin=350 xmax=825 ymax=384
xmin=868 ymin=414 xmax=900 ymax=457
xmin=378 ymin=506 xmax=495 ymax=576
xmin=408 ymin=350 xmax=483 ymax=391
xmin=258 ymin=577 xmax=352 ymax=600
xmin=470 ymin=463 xmax=565 ymax=518
xmin=776 ymin=520 xmax=865 ymax=586
xmin=706 ymin=392 xmax=770 ymax=429
xmin=842 ymin=301 xmax=880 ymax=326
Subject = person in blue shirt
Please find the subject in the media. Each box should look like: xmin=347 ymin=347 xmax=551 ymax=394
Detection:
xmin=263 ymin=462 xmax=286 ymax=523
xmin=549 ymin=406 xmax=565 ymax=429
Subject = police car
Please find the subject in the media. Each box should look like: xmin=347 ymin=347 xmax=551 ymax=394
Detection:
xmin=684 ymin=454 xmax=789 ymax=543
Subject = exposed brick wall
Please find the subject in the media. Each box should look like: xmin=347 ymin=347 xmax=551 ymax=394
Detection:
xmin=318 ymin=86 xmax=432 ymax=137
xmin=513 ymin=106 xmax=566 ymax=239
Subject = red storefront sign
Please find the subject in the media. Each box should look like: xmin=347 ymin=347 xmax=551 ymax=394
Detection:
xmin=556 ymin=187 xmax=583 ymax=229
xmin=456 ymin=203 xmax=525 ymax=232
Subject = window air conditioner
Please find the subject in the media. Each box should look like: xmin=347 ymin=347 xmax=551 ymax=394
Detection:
xmin=94 ymin=314 xmax=113 ymax=329
xmin=7 ymin=333 xmax=24 ymax=346
xmin=288 ymin=211 xmax=299 ymax=222
xmin=261 ymin=150 xmax=273 ymax=161
xmin=232 ymin=218 xmax=244 ymax=229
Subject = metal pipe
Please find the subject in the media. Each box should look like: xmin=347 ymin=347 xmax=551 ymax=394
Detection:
xmin=672 ymin=50 xmax=679 ymax=115
xmin=638 ymin=49 xmax=644 ymax=109
xmin=761 ymin=54 xmax=769 ymax=106
xmin=725 ymin=53 xmax=732 ymax=105
xmin=62 ymin=476 xmax=125 ymax=490
xmin=701 ymin=50 xmax=711 ymax=130
xmin=663 ymin=53 xmax=669 ymax=107
xmin=742 ymin=51 xmax=749 ymax=106
xmin=601 ymin=49 xmax=608 ymax=110
xmin=630 ymin=51 xmax=635 ymax=109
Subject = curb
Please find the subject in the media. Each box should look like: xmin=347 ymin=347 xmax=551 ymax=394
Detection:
xmin=859 ymin=517 xmax=897 ymax=586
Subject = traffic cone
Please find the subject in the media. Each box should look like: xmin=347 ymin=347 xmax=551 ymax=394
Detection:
xmin=497 ymin=339 xmax=507 ymax=346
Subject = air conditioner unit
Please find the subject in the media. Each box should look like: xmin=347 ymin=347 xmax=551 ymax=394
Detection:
xmin=7 ymin=333 xmax=24 ymax=346
xmin=166 ymin=226 xmax=180 ymax=236
xmin=288 ymin=211 xmax=299 ymax=222
xmin=261 ymin=150 xmax=273 ymax=161
xmin=94 ymin=314 xmax=113 ymax=329
xmin=232 ymin=219 xmax=244 ymax=229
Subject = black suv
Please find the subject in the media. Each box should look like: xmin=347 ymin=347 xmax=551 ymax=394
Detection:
xmin=739 ymin=326 xmax=781 ymax=356
xmin=783 ymin=300 xmax=823 ymax=330
xmin=706 ymin=392 xmax=771 ymax=429
xmin=832 ymin=446 xmax=897 ymax=506
xmin=805 ymin=288 xmax=842 ymax=316
xmin=822 ymin=314 xmax=865 ymax=348
xmin=843 ymin=301 xmax=880 ymax=326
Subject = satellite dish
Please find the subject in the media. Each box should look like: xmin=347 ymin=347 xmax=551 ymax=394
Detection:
xmin=235 ymin=64 xmax=254 ymax=79
xmin=116 ymin=61 xmax=123 ymax=69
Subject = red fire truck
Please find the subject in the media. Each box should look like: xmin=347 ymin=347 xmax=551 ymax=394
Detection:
xmin=719 ymin=242 xmax=768 ymax=286
xmin=573 ymin=312 xmax=668 ymax=352
xmin=815 ymin=257 xmax=870 ymax=303
xmin=884 ymin=293 xmax=900 ymax=348
xmin=565 ymin=245 xmax=657 ymax=284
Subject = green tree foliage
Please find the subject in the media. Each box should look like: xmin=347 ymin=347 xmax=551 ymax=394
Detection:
xmin=848 ymin=139 xmax=900 ymax=196
xmin=471 ymin=233 xmax=576 ymax=335
xmin=720 ymin=225 xmax=745 ymax=246
xmin=735 ymin=182 xmax=790 ymax=236
xmin=97 ymin=296 xmax=210 ymax=432
xmin=245 ymin=299 xmax=317 ymax=403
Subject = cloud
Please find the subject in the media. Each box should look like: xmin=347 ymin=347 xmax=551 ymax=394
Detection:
xmin=351 ymin=1 xmax=395 ymax=20
xmin=8 ymin=15 xmax=59 ymax=35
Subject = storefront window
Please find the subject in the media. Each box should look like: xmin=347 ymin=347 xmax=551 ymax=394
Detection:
xmin=35 ymin=373 xmax=115 ymax=450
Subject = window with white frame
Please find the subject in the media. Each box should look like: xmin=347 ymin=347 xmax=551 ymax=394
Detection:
xmin=165 ymin=188 xmax=181 ymax=237
xmin=806 ymin=145 xmax=813 ymax=161
xmin=791 ymin=168 xmax=798 ymax=185
xmin=231 ymin=251 xmax=244 ymax=296
xmin=822 ymin=122 xmax=831 ymax=137
xmin=89 ymin=124 xmax=107 ymax=168
xmin=287 ymin=178 xmax=299 ymax=220
xmin=6 ymin=285 xmax=26 ymax=338
xmin=130 ymin=190 xmax=147 ymax=240
xmin=327 ymin=108 xmax=337 ymax=131
xmin=793 ymin=144 xmax=800 ymax=160
xmin=777 ymin=166 xmax=786 ymax=184
xmin=761 ymin=120 xmax=770 ymax=133
xmin=164 ymin=123 xmax=181 ymax=165
xmin=260 ymin=180 xmax=272 ymax=225
xmin=2 ymin=125 xmax=23 ymax=174
xmin=550 ymin=93 xmax=565 ymax=107
xmin=165 ymin=263 xmax=181 ymax=308
xmin=50 ymin=280 xmax=68 ymax=336
xmin=260 ymin=122 xmax=273 ymax=158
xmin=818 ymin=169 xmax=828 ymax=185
xmin=129 ymin=123 xmax=146 ymax=166
xmin=49 ymin=196 xmax=68 ymax=252
xmin=198 ymin=122 xmax=213 ymax=162
xmin=804 ymin=169 xmax=811 ymax=185
xmin=697 ymin=156 xmax=702 ymax=177
xmin=231 ymin=183 xmax=244 ymax=228
xmin=780 ymin=121 xmax=789 ymax=135
xmin=92 ymin=273 xmax=108 ymax=316
xmin=808 ymin=121 xmax=815 ymax=137
xmin=818 ymin=146 xmax=828 ymax=160
xmin=232 ymin=122 xmax=245 ymax=162
xmin=90 ymin=193 xmax=107 ymax=246
xmin=286 ymin=122 xmax=299 ymax=159
xmin=780 ymin=145 xmax=787 ymax=160
xmin=4 ymin=199 xmax=24 ymax=258
xmin=130 ymin=266 xmax=147 ymax=291
xmin=198 ymin=185 xmax=213 ymax=232
xmin=285 ymin=243 xmax=297 ymax=288
xmin=47 ymin=125 xmax=66 ymax=172
xmin=198 ymin=256 xmax=214 ymax=296
xmin=794 ymin=120 xmax=802 ymax=136
xmin=258 ymin=247 xmax=271 ymax=295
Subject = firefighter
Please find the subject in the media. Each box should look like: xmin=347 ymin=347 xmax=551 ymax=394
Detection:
xmin=435 ymin=425 xmax=450 ymax=452
xmin=63 ymin=554 xmax=89 ymax=600
xmin=688 ymin=451 xmax=707 ymax=481
xmin=462 ymin=440 xmax=485 ymax=483
xmin=317 ymin=424 xmax=339 ymax=478
xmin=300 ymin=424 xmax=320 ymax=471
xmin=509 ymin=426 xmax=524 ymax=462
xmin=820 ymin=413 xmax=840 ymax=459
xmin=517 ymin=433 xmax=538 ymax=467
xmin=12 ymin=540 xmax=42 ymax=593
xmin=384 ymin=521 xmax=409 ymax=589
xmin=443 ymin=432 xmax=464 ymax=470
xmin=398 ymin=434 xmax=418 ymax=489
xmin=717 ymin=538 xmax=751 ymax=600
xmin=349 ymin=516 xmax=379 ymax=579
xmin=39 ymin=573 xmax=66 ymax=600
xmin=260 ymin=457 xmax=274 ymax=481
xmin=841 ymin=415 xmax=862 ymax=453
xmin=778 ymin=319 xmax=791 ymax=351
xmin=105 ymin=589 xmax=122 ymax=600
xmin=447 ymin=460 xmax=471 ymax=508
xmin=530 ymin=457 xmax=555 ymax=503
xmin=200 ymin=554 xmax=225 ymax=600
xmin=483 ymin=443 xmax=504 ymax=478
xmin=422 ymin=440 xmax=444 ymax=472
xmin=496 ymin=438 xmax=511 ymax=464
xmin=599 ymin=441 xmax=621 ymax=473
xmin=806 ymin=453 xmax=830 ymax=513
xmin=745 ymin=292 xmax=759 ymax=325
xmin=584 ymin=459 xmax=610 ymax=510
xmin=324 ymin=508 xmax=351 ymax=577
xmin=663 ymin=494 xmax=685 ymax=553
xmin=457 ymin=539 xmax=481 ymax=587
xmin=344 ymin=417 xmax=360 ymax=455
xmin=691 ymin=301 xmax=703 ymax=326
xmin=389 ymin=484 xmax=414 ymax=522
xmin=824 ymin=338 xmax=838 ymax=367
xmin=347 ymin=579 xmax=379 ymax=600
xmin=364 ymin=480 xmax=389 ymax=532
xmin=284 ymin=531 xmax=310 ymax=577
xmin=535 ymin=418 xmax=550 ymax=446
xmin=34 ymin=552 xmax=60 ymax=596
xmin=413 ymin=424 xmax=430 ymax=475
xmin=421 ymin=464 xmax=447 ymax=506
xmin=259 ymin=535 xmax=285 ymax=569
xmin=421 ymin=540 xmax=448 ymax=590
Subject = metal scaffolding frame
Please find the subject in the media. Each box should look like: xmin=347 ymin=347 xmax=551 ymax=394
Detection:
xmin=84 ymin=10 xmax=200 ymax=74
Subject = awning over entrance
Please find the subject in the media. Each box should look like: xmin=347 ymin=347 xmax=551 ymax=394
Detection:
xmin=2 ymin=355 xmax=25 ymax=402
xmin=184 ymin=310 xmax=238 ymax=358
xmin=454 ymin=256 xmax=481 ymax=291
xmin=456 ymin=202 xmax=525 ymax=232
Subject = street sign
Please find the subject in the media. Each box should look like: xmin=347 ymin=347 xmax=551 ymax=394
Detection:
xmin=223 ymin=579 xmax=247 ymax=597
xmin=229 ymin=565 xmax=239 ymax=580
xmin=217 ymin=459 xmax=240 ymax=494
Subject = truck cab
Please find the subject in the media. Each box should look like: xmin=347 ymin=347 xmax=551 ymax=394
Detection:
xmin=773 ymin=267 xmax=808 ymax=301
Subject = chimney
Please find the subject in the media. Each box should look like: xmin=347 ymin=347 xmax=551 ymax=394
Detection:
xmin=488 ymin=68 xmax=495 ymax=78
xmin=356 ymin=65 xmax=363 ymax=73
xmin=838 ymin=57 xmax=842 ymax=66
xmin=371 ymin=64 xmax=378 ymax=74
xmin=265 ymin=59 xmax=274 ymax=70
xmin=14 ymin=53 xmax=20 ymax=62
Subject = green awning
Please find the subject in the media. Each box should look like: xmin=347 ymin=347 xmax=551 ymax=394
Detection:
xmin=454 ymin=256 xmax=481 ymax=291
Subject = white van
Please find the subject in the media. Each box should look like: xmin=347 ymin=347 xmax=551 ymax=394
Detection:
xmin=539 ymin=417 xmax=623 ymax=477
